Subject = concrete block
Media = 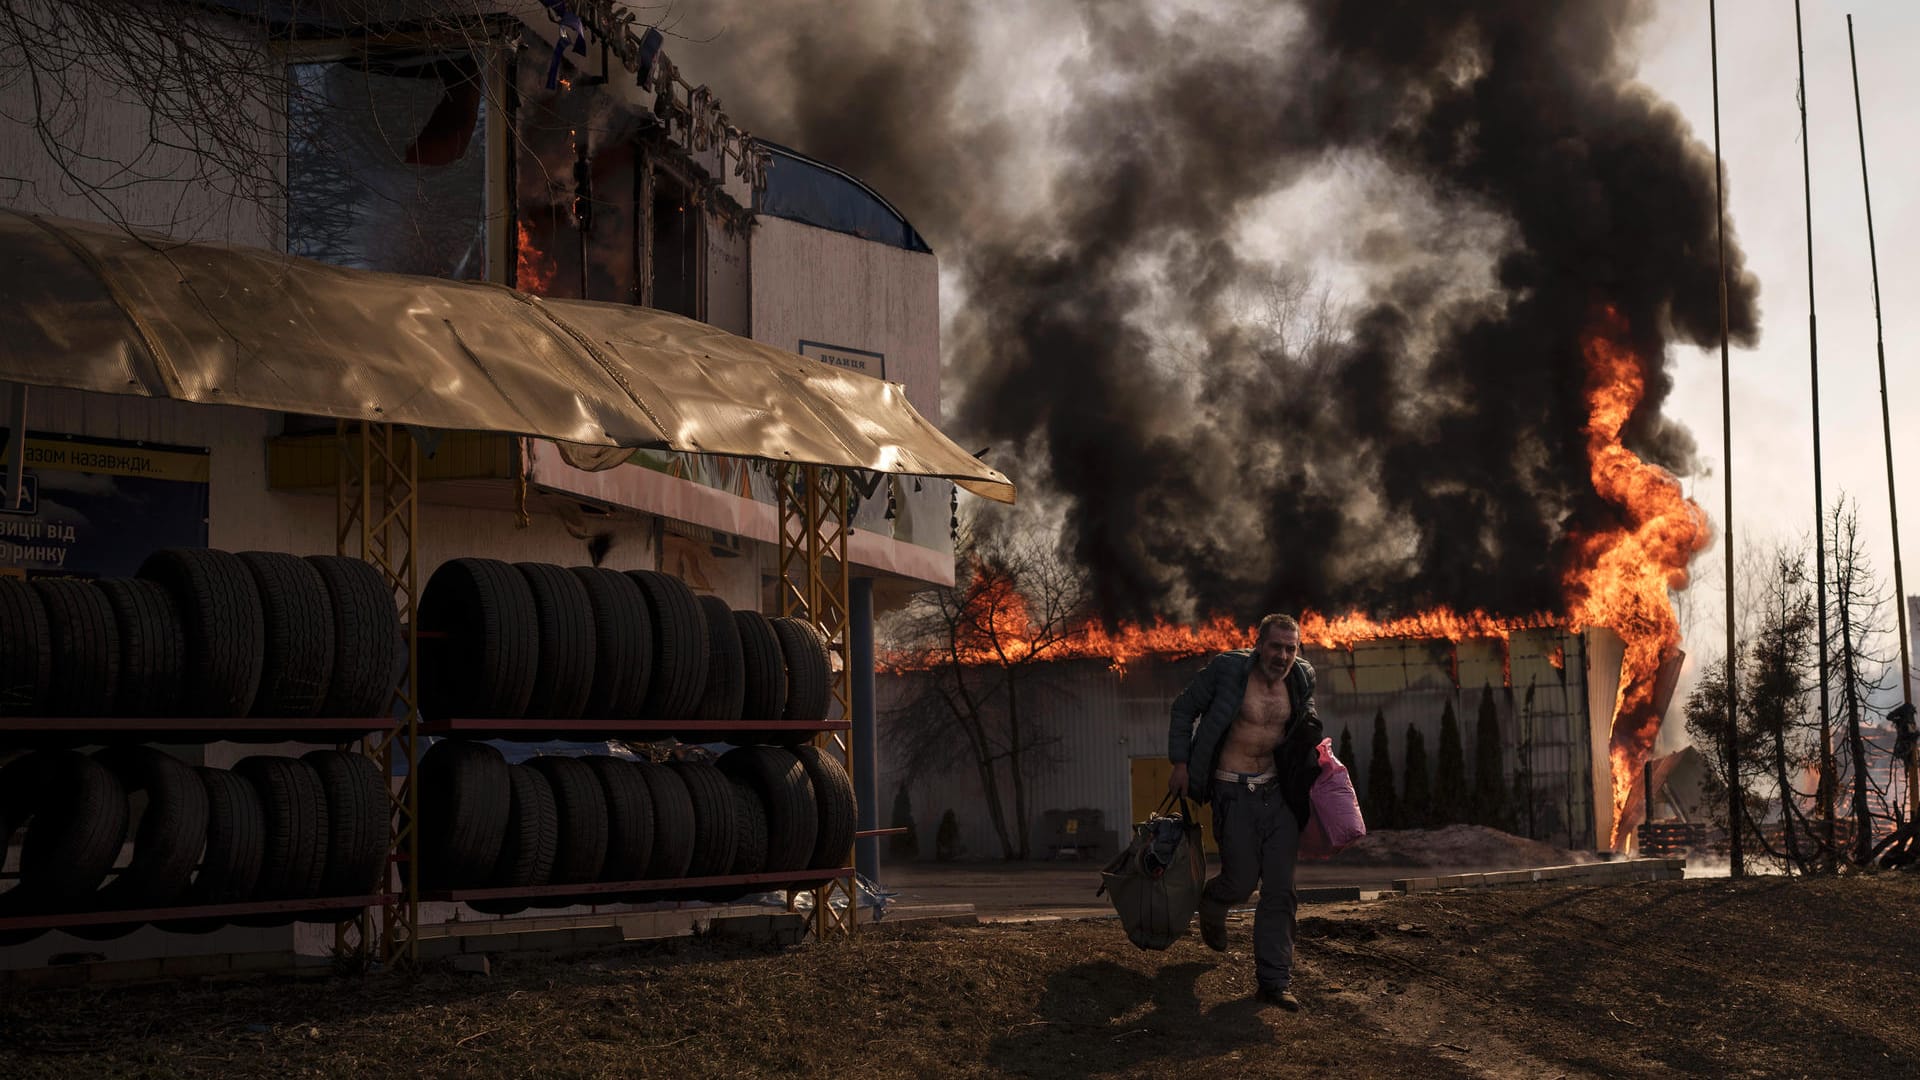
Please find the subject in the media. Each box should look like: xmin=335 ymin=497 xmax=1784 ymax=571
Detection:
xmin=706 ymin=912 xmax=806 ymax=947
xmin=449 ymin=954 xmax=491 ymax=976
xmin=1298 ymin=886 xmax=1362 ymax=903
xmin=92 ymin=958 xmax=163 ymax=983
xmin=2 ymin=964 xmax=89 ymax=991
xmin=227 ymin=952 xmax=295 ymax=974
xmin=159 ymin=953 xmax=234 ymax=978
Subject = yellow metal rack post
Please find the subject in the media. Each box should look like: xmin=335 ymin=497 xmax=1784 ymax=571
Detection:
xmin=775 ymin=463 xmax=858 ymax=938
xmin=335 ymin=421 xmax=421 ymax=965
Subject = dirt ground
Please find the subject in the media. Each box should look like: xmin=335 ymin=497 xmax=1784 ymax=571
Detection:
xmin=3 ymin=872 xmax=1916 ymax=1078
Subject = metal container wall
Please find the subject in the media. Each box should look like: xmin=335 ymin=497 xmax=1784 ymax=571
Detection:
xmin=876 ymin=627 xmax=1608 ymax=862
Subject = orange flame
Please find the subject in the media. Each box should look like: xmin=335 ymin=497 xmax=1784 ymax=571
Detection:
xmin=888 ymin=310 xmax=1705 ymax=852
xmin=1564 ymin=311 xmax=1710 ymax=849
xmin=515 ymin=220 xmax=557 ymax=295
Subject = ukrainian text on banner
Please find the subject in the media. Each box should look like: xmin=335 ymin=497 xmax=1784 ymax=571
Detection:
xmin=0 ymin=431 xmax=211 ymax=577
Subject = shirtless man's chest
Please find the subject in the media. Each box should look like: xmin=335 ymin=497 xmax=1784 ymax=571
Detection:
xmin=1216 ymin=669 xmax=1292 ymax=774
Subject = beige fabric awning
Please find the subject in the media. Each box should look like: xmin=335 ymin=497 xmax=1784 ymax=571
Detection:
xmin=0 ymin=210 xmax=1014 ymax=503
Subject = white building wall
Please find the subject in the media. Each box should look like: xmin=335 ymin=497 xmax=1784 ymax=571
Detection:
xmin=749 ymin=215 xmax=941 ymax=420
xmin=22 ymin=389 xmax=662 ymax=578
xmin=0 ymin=4 xmax=281 ymax=248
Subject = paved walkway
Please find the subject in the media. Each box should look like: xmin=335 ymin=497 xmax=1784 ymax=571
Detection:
xmin=876 ymin=858 xmax=1530 ymax=917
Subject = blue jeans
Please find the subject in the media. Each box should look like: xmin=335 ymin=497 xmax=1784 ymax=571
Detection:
xmin=1203 ymin=778 xmax=1301 ymax=991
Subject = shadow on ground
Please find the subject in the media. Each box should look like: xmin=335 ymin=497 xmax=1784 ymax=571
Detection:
xmin=985 ymin=958 xmax=1268 ymax=1078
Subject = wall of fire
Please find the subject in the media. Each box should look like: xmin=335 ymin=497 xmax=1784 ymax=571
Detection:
xmin=877 ymin=627 xmax=1617 ymax=860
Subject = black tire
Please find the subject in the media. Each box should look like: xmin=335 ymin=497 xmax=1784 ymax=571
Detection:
xmin=734 ymin=610 xmax=788 ymax=728
xmin=692 ymin=596 xmax=745 ymax=729
xmin=138 ymin=548 xmax=266 ymax=717
xmin=239 ymin=552 xmax=336 ymax=719
xmin=64 ymin=744 xmax=206 ymax=942
xmin=306 ymin=555 xmax=404 ymax=719
xmin=515 ymin=563 xmax=596 ymax=720
xmin=717 ymin=747 xmax=817 ymax=874
xmin=633 ymin=759 xmax=695 ymax=880
xmin=626 ymin=570 xmax=709 ymax=721
xmin=525 ymin=755 xmax=608 ymax=887
xmin=95 ymin=578 xmax=186 ymax=718
xmin=584 ymin=756 xmax=654 ymax=882
xmin=570 ymin=567 xmax=653 ymax=719
xmin=0 ymin=578 xmax=51 ymax=717
xmin=416 ymin=740 xmax=511 ymax=890
xmin=155 ymin=766 xmax=266 ymax=933
xmin=88 ymin=746 xmax=209 ymax=911
xmin=12 ymin=750 xmax=128 ymax=909
xmin=302 ymin=750 xmax=389 ymax=898
xmin=729 ymin=778 xmax=769 ymax=876
xmin=468 ymin=763 xmax=559 ymax=916
xmin=792 ymin=744 xmax=856 ymax=871
xmin=31 ymin=579 xmax=119 ymax=717
xmin=232 ymin=756 xmax=329 ymax=909
xmin=772 ymin=617 xmax=832 ymax=724
xmin=697 ymin=778 xmax=769 ymax=904
xmin=420 ymin=558 xmax=539 ymax=720
xmin=672 ymin=760 xmax=738 ymax=878
xmin=0 ymin=752 xmax=44 ymax=943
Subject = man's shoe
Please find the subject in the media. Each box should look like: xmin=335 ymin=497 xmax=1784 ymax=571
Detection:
xmin=1198 ymin=906 xmax=1228 ymax=952
xmin=1257 ymin=986 xmax=1301 ymax=1012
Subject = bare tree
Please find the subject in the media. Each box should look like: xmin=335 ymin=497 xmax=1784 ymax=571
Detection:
xmin=881 ymin=519 xmax=1093 ymax=860
xmin=1746 ymin=546 xmax=1823 ymax=873
xmin=1683 ymin=540 xmax=1831 ymax=874
xmin=0 ymin=0 xmax=714 ymax=246
xmin=1824 ymin=498 xmax=1901 ymax=864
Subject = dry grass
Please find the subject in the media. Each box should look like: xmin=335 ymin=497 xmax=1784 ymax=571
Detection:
xmin=2 ymin=873 xmax=1917 ymax=1078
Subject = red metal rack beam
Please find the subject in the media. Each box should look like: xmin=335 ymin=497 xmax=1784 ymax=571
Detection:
xmin=417 ymin=719 xmax=851 ymax=736
xmin=424 ymin=870 xmax=849 ymax=904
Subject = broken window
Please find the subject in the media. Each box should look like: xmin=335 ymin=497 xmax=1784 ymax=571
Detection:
xmin=287 ymin=52 xmax=489 ymax=278
xmin=646 ymin=160 xmax=702 ymax=319
xmin=511 ymin=59 xmax=704 ymax=316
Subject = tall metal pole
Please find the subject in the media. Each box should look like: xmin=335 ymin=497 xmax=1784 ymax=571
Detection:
xmin=1712 ymin=0 xmax=1743 ymax=878
xmin=1795 ymin=0 xmax=1836 ymax=849
xmin=1846 ymin=15 xmax=1918 ymax=818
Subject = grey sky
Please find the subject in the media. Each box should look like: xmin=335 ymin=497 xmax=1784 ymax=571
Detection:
xmin=1635 ymin=1 xmax=1919 ymax=683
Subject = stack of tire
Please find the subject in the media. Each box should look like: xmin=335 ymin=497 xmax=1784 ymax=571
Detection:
xmin=419 ymin=559 xmax=833 ymax=742
xmin=418 ymin=742 xmax=855 ymax=911
xmin=0 ymin=549 xmax=404 ymax=722
xmin=0 ymin=748 xmax=389 ymax=944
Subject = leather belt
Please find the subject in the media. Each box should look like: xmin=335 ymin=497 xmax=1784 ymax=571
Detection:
xmin=1215 ymin=769 xmax=1277 ymax=792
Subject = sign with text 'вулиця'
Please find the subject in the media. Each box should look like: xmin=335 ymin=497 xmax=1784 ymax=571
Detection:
xmin=798 ymin=340 xmax=885 ymax=379
xmin=0 ymin=431 xmax=210 ymax=578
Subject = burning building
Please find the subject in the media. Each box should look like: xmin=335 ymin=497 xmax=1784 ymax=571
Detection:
xmin=878 ymin=618 xmax=1686 ymax=862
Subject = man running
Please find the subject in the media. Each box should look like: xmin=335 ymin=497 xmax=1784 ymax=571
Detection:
xmin=1167 ymin=613 xmax=1322 ymax=1011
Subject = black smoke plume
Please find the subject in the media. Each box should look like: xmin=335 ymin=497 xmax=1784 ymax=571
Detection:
xmin=685 ymin=0 xmax=1761 ymax=623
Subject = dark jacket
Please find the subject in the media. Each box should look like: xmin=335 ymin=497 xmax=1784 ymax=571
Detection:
xmin=1167 ymin=650 xmax=1323 ymax=826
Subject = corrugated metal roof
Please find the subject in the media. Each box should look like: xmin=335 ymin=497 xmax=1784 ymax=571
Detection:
xmin=0 ymin=210 xmax=1013 ymax=503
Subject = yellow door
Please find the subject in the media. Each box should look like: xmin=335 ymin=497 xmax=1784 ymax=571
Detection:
xmin=1130 ymin=756 xmax=1218 ymax=855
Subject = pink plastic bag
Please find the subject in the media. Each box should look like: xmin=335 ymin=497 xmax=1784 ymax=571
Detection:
xmin=1299 ymin=737 xmax=1367 ymax=859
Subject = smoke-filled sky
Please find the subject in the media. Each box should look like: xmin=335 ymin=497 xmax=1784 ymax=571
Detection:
xmin=680 ymin=1 xmax=1920 ymax=652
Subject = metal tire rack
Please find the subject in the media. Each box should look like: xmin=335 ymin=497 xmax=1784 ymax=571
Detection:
xmin=341 ymin=427 xmax=866 ymax=964
xmin=0 ymin=421 xmax=869 ymax=965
